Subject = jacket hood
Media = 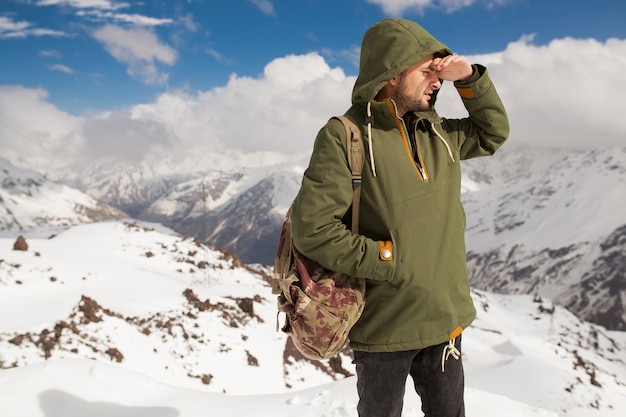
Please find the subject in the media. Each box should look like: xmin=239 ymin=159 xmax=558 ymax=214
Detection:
xmin=352 ymin=18 xmax=451 ymax=104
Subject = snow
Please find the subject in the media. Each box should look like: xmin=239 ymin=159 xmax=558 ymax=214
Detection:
xmin=0 ymin=359 xmax=558 ymax=417
xmin=463 ymin=146 xmax=626 ymax=249
xmin=1 ymin=220 xmax=625 ymax=416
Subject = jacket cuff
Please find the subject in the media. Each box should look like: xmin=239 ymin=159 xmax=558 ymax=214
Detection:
xmin=453 ymin=64 xmax=485 ymax=99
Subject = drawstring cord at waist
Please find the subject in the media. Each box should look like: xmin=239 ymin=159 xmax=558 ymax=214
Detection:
xmin=441 ymin=337 xmax=460 ymax=372
xmin=441 ymin=326 xmax=463 ymax=372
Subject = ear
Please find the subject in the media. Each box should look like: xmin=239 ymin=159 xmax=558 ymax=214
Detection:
xmin=388 ymin=75 xmax=400 ymax=86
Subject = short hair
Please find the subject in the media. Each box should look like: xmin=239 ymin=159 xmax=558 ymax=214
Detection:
xmin=434 ymin=49 xmax=451 ymax=59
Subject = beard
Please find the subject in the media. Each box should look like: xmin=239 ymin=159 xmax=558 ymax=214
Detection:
xmin=392 ymin=73 xmax=432 ymax=115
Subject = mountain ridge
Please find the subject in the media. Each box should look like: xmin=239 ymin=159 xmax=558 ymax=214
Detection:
xmin=463 ymin=145 xmax=626 ymax=330
xmin=2 ymin=143 xmax=625 ymax=333
xmin=0 ymin=157 xmax=127 ymax=234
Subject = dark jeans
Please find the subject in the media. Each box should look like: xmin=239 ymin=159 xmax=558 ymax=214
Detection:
xmin=353 ymin=337 xmax=465 ymax=417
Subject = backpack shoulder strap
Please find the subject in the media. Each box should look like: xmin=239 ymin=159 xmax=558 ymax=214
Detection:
xmin=271 ymin=202 xmax=294 ymax=295
xmin=333 ymin=115 xmax=365 ymax=234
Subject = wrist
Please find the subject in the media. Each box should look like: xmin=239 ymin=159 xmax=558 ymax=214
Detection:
xmin=457 ymin=65 xmax=475 ymax=82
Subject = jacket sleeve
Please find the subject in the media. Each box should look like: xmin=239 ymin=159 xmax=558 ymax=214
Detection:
xmin=445 ymin=64 xmax=510 ymax=160
xmin=290 ymin=118 xmax=392 ymax=281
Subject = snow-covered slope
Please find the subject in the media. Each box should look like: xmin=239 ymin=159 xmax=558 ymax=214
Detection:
xmin=0 ymin=221 xmax=349 ymax=393
xmin=466 ymin=291 xmax=626 ymax=416
xmin=0 ymin=221 xmax=624 ymax=416
xmin=0 ymin=359 xmax=560 ymax=417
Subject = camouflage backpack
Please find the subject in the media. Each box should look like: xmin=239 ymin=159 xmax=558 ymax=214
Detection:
xmin=272 ymin=115 xmax=366 ymax=361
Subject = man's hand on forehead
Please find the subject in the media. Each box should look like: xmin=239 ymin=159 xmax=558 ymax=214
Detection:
xmin=429 ymin=55 xmax=473 ymax=82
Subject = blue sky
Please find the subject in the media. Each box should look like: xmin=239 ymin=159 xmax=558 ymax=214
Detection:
xmin=1 ymin=0 xmax=625 ymax=172
xmin=2 ymin=0 xmax=625 ymax=114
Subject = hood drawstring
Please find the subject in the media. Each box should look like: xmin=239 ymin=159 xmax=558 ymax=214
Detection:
xmin=365 ymin=103 xmax=454 ymax=177
xmin=366 ymin=102 xmax=377 ymax=177
xmin=431 ymin=122 xmax=456 ymax=163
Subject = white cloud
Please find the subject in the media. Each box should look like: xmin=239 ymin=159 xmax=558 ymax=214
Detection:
xmin=436 ymin=36 xmax=626 ymax=149
xmin=366 ymin=0 xmax=511 ymax=15
xmin=0 ymin=16 xmax=30 ymax=32
xmin=0 ymin=86 xmax=83 ymax=171
xmin=439 ymin=0 xmax=477 ymax=12
xmin=321 ymin=45 xmax=361 ymax=67
xmin=48 ymin=64 xmax=74 ymax=74
xmin=249 ymin=0 xmax=276 ymax=16
xmin=92 ymin=24 xmax=177 ymax=85
xmin=0 ymin=16 xmax=65 ymax=39
xmin=76 ymin=10 xmax=174 ymax=26
xmin=364 ymin=0 xmax=444 ymax=14
xmin=1 ymin=36 xmax=624 ymax=174
xmin=2 ymin=1 xmax=170 ymax=40
xmin=81 ymin=110 xmax=174 ymax=161
xmin=39 ymin=49 xmax=62 ymax=59
xmin=36 ymin=0 xmax=129 ymax=10
xmin=179 ymin=14 xmax=198 ymax=32
xmin=36 ymin=0 xmax=174 ymax=29
xmin=204 ymin=47 xmax=233 ymax=64
xmin=129 ymin=53 xmax=353 ymax=156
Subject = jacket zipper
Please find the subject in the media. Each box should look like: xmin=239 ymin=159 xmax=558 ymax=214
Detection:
xmin=385 ymin=100 xmax=429 ymax=182
xmin=407 ymin=122 xmax=429 ymax=182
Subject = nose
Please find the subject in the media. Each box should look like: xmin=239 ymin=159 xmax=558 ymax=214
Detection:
xmin=431 ymin=75 xmax=442 ymax=90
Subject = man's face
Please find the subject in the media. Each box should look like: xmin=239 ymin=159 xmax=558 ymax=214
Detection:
xmin=391 ymin=54 xmax=442 ymax=115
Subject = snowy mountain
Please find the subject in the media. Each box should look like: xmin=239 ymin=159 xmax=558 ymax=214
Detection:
xmin=1 ymin=221 xmax=624 ymax=416
xmin=60 ymin=151 xmax=308 ymax=265
xmin=39 ymin=143 xmax=625 ymax=333
xmin=462 ymin=145 xmax=626 ymax=331
xmin=3 ymin=142 xmax=625 ymax=334
xmin=165 ymin=168 xmax=304 ymax=267
xmin=0 ymin=157 xmax=127 ymax=234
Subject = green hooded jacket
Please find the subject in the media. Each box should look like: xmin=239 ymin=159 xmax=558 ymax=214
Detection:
xmin=291 ymin=18 xmax=509 ymax=352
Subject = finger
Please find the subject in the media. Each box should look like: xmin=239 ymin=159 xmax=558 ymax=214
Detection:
xmin=438 ymin=55 xmax=460 ymax=70
xmin=429 ymin=57 xmax=442 ymax=71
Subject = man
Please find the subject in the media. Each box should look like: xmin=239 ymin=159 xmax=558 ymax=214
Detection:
xmin=290 ymin=18 xmax=509 ymax=417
